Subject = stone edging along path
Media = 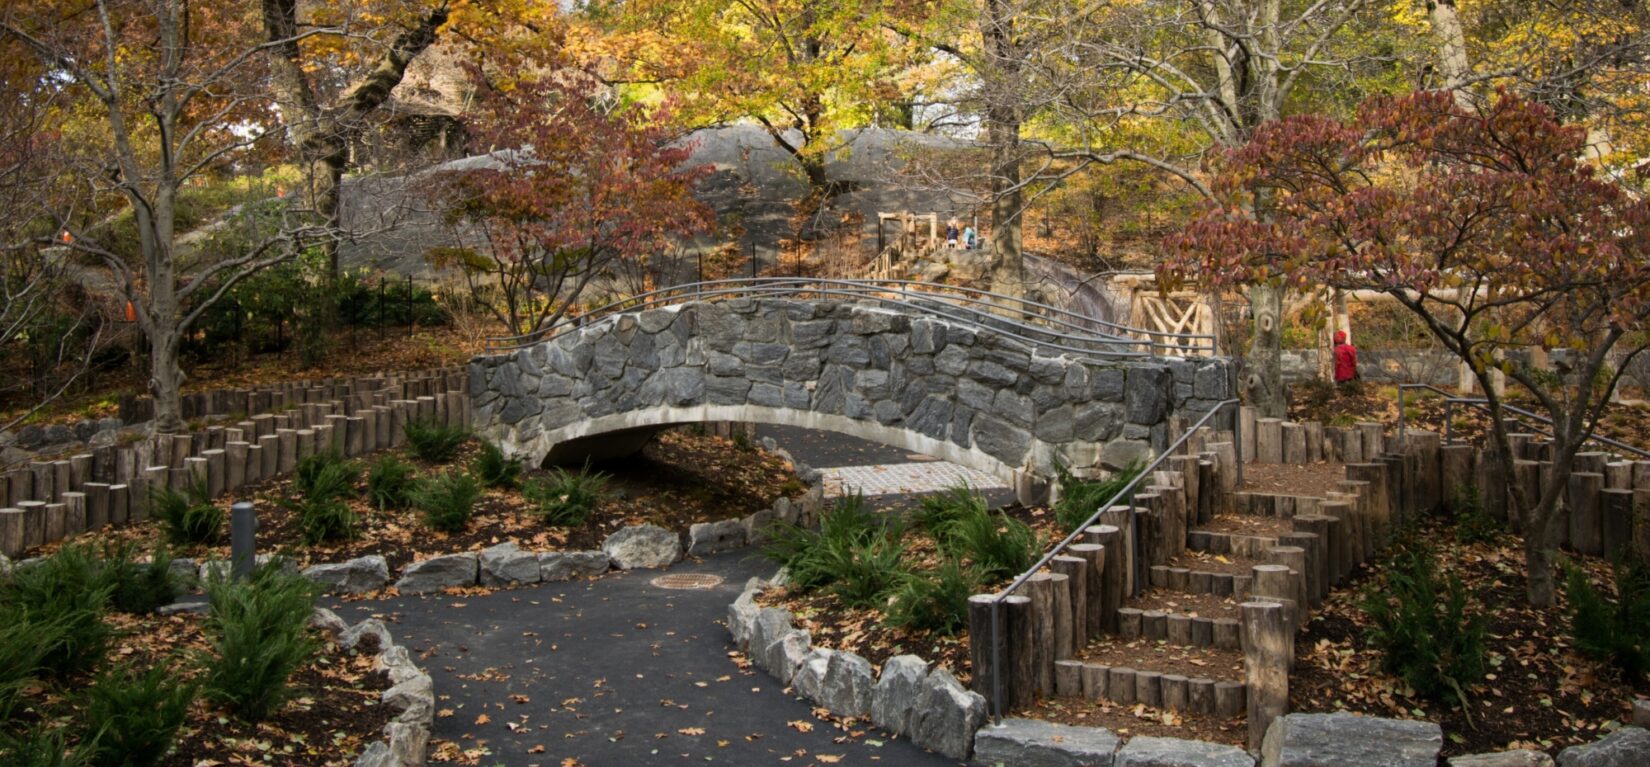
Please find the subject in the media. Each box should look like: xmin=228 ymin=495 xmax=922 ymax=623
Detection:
xmin=306 ymin=607 xmax=435 ymax=767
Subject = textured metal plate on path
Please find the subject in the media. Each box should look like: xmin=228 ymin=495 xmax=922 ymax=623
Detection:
xmin=651 ymin=573 xmax=725 ymax=590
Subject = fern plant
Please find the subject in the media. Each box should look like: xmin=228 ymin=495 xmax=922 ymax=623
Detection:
xmin=366 ymin=454 xmax=417 ymax=510
xmin=82 ymin=661 xmax=196 ymax=767
xmin=1 ymin=543 xmax=113 ymax=677
xmin=412 ymin=471 xmax=482 ymax=533
xmin=1361 ymin=544 xmax=1488 ymax=707
xmin=911 ymin=485 xmax=986 ymax=538
xmin=293 ymin=450 xmax=358 ymax=501
xmin=100 ymin=543 xmax=182 ymax=615
xmin=150 ymin=481 xmax=223 ymax=545
xmin=886 ymin=559 xmax=981 ymax=635
xmin=403 ymin=419 xmax=470 ymax=462
xmin=762 ymin=494 xmax=883 ymax=592
xmin=937 ymin=506 xmax=1039 ymax=583
xmin=1055 ymin=460 xmax=1141 ymax=533
xmin=522 ymin=463 xmax=609 ymax=527
xmin=201 ymin=559 xmax=319 ymax=722
xmin=470 ymin=441 xmax=523 ymax=489
xmin=1564 ymin=554 xmax=1650 ymax=682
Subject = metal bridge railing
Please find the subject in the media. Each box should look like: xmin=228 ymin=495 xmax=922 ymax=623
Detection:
xmin=984 ymin=398 xmax=1243 ymax=724
xmin=482 ymin=278 xmax=1217 ymax=360
xmin=1396 ymin=383 xmax=1650 ymax=460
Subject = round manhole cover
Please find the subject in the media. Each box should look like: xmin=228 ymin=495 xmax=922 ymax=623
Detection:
xmin=651 ymin=573 xmax=725 ymax=590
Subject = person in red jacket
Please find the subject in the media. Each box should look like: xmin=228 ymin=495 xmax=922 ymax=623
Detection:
xmin=1333 ymin=330 xmax=1359 ymax=388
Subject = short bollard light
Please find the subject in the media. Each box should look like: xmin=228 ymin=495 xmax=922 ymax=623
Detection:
xmin=231 ymin=501 xmax=257 ymax=580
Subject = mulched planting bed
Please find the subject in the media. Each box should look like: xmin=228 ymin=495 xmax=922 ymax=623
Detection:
xmin=1290 ymin=515 xmax=1649 ymax=759
xmin=1166 ymin=549 xmax=1263 ymax=577
xmin=34 ymin=430 xmax=804 ymax=573
xmin=1074 ymin=636 xmax=1245 ymax=683
xmin=757 ymin=501 xmax=1069 ymax=685
xmin=1198 ymin=513 xmax=1295 ymax=538
xmin=9 ymin=611 xmax=393 ymax=766
xmin=1239 ymin=461 xmax=1346 ymax=499
xmin=1126 ymin=588 xmax=1242 ymax=621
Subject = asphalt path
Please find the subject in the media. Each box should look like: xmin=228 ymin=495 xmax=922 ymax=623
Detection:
xmin=332 ymin=427 xmax=975 ymax=767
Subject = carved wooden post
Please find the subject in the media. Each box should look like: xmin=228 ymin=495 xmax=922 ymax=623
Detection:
xmin=1069 ymin=543 xmax=1106 ymax=640
xmin=1084 ymin=524 xmax=1125 ymax=631
xmin=1052 ymin=555 xmax=1089 ymax=651
xmin=1026 ymin=573 xmax=1057 ymax=696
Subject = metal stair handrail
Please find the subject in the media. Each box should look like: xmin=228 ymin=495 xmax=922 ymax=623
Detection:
xmin=1396 ymin=383 xmax=1650 ymax=460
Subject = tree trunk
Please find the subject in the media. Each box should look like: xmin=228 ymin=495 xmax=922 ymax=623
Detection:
xmin=1427 ymin=0 xmax=1473 ymax=107
xmin=983 ymin=0 xmax=1024 ymax=300
xmin=1246 ymin=283 xmax=1286 ymax=417
xmin=1523 ymin=523 xmax=1557 ymax=607
xmin=148 ymin=326 xmax=185 ymax=434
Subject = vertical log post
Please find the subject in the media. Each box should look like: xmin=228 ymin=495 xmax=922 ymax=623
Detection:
xmin=1242 ymin=601 xmax=1292 ymax=751
xmin=1026 ymin=573 xmax=1057 ymax=696
xmin=1052 ymin=555 xmax=1089 ymax=652
xmin=1069 ymin=543 xmax=1106 ymax=640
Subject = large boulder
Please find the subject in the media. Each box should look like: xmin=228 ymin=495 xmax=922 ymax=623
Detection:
xmin=1558 ymin=727 xmax=1650 ymax=767
xmin=1261 ymin=712 xmax=1442 ymax=767
xmin=871 ymin=654 xmax=930 ymax=736
xmin=762 ymin=629 xmax=811 ymax=684
xmin=1117 ymin=735 xmax=1254 ymax=767
xmin=907 ymin=667 xmax=986 ymax=760
xmin=748 ymin=606 xmax=793 ymax=664
xmin=381 ymin=672 xmax=435 ymax=724
xmin=394 ymin=553 xmax=479 ymax=594
xmin=817 ymin=651 xmax=876 ymax=718
xmin=302 ymin=555 xmax=390 ymax=594
xmin=538 ymin=550 xmax=608 ymax=581
xmin=973 ymin=718 xmax=1120 ymax=767
xmin=479 ymin=542 xmax=541 ymax=586
xmin=687 ymin=519 xmax=746 ymax=556
xmin=602 ymin=524 xmax=682 ymax=569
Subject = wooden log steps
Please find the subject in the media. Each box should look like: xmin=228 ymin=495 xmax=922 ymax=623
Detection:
xmin=1186 ymin=530 xmax=1282 ymax=560
xmin=1112 ymin=604 xmax=1244 ymax=650
xmin=1052 ymin=660 xmax=1246 ymax=717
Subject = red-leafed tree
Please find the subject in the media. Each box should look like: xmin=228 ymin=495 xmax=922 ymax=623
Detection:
xmin=429 ymin=76 xmax=713 ymax=337
xmin=1161 ymin=90 xmax=1650 ymax=606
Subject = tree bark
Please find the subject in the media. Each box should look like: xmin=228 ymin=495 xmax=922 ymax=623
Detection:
xmin=983 ymin=0 xmax=1024 ymax=300
xmin=1246 ymin=283 xmax=1286 ymax=417
xmin=1427 ymin=0 xmax=1474 ymax=108
xmin=261 ymin=0 xmax=448 ymax=275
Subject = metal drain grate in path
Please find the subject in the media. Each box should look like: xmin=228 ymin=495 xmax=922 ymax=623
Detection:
xmin=650 ymin=573 xmax=725 ymax=590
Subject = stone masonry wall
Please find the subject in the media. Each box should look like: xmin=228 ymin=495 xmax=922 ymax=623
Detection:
xmin=470 ymin=299 xmax=1234 ymax=483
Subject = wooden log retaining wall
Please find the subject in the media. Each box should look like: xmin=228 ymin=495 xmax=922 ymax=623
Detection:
xmin=0 ymin=368 xmax=468 ymax=559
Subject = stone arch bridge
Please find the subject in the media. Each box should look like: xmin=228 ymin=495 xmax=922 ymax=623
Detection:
xmin=469 ymin=279 xmax=1234 ymax=495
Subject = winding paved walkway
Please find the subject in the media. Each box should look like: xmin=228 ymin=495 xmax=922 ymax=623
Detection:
xmin=331 ymin=427 xmax=979 ymax=767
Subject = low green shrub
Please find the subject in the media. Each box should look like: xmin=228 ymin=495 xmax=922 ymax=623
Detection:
xmin=0 ymin=543 xmax=113 ymax=677
xmin=294 ymin=450 xmax=358 ymax=501
xmin=412 ymin=471 xmax=482 ymax=533
xmin=470 ymin=441 xmax=522 ymax=489
xmin=937 ymin=506 xmax=1039 ymax=583
xmin=0 ymin=725 xmax=91 ymax=767
xmin=202 ymin=559 xmax=319 ymax=722
xmin=82 ymin=661 xmax=196 ymax=767
xmin=0 ymin=603 xmax=64 ymax=717
xmin=1448 ymin=485 xmax=1500 ymax=544
xmin=1055 ymin=461 xmax=1142 ymax=533
xmin=286 ymin=495 xmax=359 ymax=544
xmin=150 ymin=482 xmax=223 ymax=545
xmin=366 ymin=454 xmax=417 ymax=510
xmin=829 ymin=526 xmax=910 ymax=608
xmin=1361 ymin=544 xmax=1487 ymax=706
xmin=100 ymin=543 xmax=182 ymax=615
xmin=763 ymin=494 xmax=883 ymax=592
xmin=911 ymin=485 xmax=986 ymax=537
xmin=886 ymin=559 xmax=981 ymax=635
xmin=523 ymin=464 xmax=609 ymax=527
xmin=1564 ymin=554 xmax=1650 ymax=682
xmin=403 ymin=419 xmax=470 ymax=462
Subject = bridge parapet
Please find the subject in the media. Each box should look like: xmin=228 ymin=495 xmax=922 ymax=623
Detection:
xmin=471 ymin=297 xmax=1233 ymax=487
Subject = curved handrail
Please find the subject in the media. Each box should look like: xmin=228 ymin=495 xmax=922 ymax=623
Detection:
xmin=985 ymin=398 xmax=1243 ymax=724
xmin=1397 ymin=383 xmax=1650 ymax=460
xmin=483 ymin=278 xmax=1216 ymax=358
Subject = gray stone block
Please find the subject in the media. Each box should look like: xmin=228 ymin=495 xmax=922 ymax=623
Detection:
xmin=792 ymin=647 xmax=833 ymax=702
xmin=688 ymin=518 xmax=746 ymax=556
xmin=303 ymin=555 xmax=391 ymax=594
xmin=1558 ymin=727 xmax=1650 ymax=767
xmin=394 ymin=553 xmax=479 ymax=594
xmin=479 ymin=542 xmax=541 ymax=586
xmin=1261 ymin=712 xmax=1442 ymax=767
xmin=908 ymin=667 xmax=986 ymax=760
xmin=1451 ymin=751 xmax=1554 ymax=767
xmin=538 ymin=550 xmax=609 ymax=581
xmin=973 ymin=718 xmax=1119 ymax=767
xmin=817 ymin=651 xmax=876 ymax=718
xmin=1118 ymin=735 xmax=1254 ymax=767
xmin=871 ymin=654 xmax=929 ymax=737
xmin=603 ymin=523 xmax=682 ymax=569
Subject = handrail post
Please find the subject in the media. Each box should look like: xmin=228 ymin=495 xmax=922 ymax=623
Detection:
xmin=1397 ymin=385 xmax=1407 ymax=442
xmin=1443 ymin=400 xmax=1455 ymax=445
xmin=990 ymin=599 xmax=1004 ymax=724
xmin=1231 ymin=400 xmax=1245 ymax=488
